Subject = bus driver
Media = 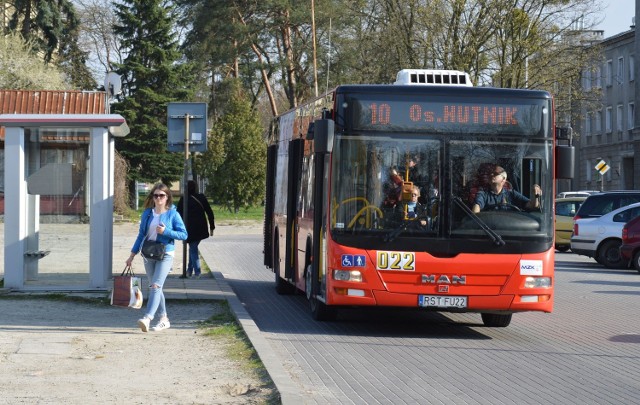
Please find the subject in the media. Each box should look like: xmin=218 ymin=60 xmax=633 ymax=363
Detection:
xmin=472 ymin=165 xmax=541 ymax=213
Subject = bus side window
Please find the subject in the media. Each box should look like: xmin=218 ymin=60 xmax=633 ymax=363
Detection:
xmin=522 ymin=158 xmax=542 ymax=198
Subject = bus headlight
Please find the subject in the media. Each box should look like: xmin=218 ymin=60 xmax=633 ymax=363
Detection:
xmin=333 ymin=269 xmax=362 ymax=282
xmin=524 ymin=277 xmax=552 ymax=288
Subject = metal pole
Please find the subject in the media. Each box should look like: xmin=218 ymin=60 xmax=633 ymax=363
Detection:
xmin=311 ymin=0 xmax=318 ymax=97
xmin=181 ymin=113 xmax=190 ymax=278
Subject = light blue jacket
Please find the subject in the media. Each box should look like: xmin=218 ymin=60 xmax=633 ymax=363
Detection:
xmin=131 ymin=205 xmax=188 ymax=254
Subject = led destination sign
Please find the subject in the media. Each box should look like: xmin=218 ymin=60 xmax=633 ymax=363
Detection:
xmin=347 ymin=95 xmax=547 ymax=136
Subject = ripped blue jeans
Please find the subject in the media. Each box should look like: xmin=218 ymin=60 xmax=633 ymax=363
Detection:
xmin=142 ymin=252 xmax=173 ymax=320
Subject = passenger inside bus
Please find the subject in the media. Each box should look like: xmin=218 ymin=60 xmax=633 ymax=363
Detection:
xmin=407 ymin=185 xmax=429 ymax=228
xmin=382 ymin=166 xmax=403 ymax=208
xmin=472 ymin=165 xmax=541 ymax=213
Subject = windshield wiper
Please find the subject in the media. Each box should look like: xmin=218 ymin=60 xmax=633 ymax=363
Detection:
xmin=382 ymin=212 xmax=431 ymax=243
xmin=383 ymin=219 xmax=411 ymax=242
xmin=452 ymin=196 xmax=505 ymax=247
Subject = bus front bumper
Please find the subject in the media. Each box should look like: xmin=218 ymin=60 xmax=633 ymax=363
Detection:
xmin=328 ymin=289 xmax=553 ymax=313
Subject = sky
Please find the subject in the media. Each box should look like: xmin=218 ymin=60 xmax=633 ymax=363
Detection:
xmin=596 ymin=0 xmax=636 ymax=37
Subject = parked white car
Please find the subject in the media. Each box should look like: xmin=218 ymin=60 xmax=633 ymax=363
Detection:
xmin=571 ymin=202 xmax=640 ymax=268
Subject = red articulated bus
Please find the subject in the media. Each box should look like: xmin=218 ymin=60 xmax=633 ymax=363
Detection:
xmin=264 ymin=69 xmax=574 ymax=327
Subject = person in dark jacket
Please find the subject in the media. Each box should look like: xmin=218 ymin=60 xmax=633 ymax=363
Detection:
xmin=176 ymin=180 xmax=215 ymax=278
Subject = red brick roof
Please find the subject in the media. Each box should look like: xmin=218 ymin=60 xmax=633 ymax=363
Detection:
xmin=0 ymin=90 xmax=107 ymax=139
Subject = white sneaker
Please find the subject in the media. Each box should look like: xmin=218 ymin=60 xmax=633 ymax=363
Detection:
xmin=151 ymin=319 xmax=170 ymax=332
xmin=137 ymin=317 xmax=151 ymax=332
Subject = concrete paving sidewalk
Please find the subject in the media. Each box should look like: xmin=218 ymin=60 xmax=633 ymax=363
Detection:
xmin=0 ymin=220 xmax=299 ymax=404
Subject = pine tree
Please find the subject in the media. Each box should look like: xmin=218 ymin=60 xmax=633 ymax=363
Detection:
xmin=57 ymin=27 xmax=97 ymax=90
xmin=111 ymin=0 xmax=196 ymax=197
xmin=5 ymin=0 xmax=94 ymax=89
xmin=202 ymin=80 xmax=266 ymax=212
xmin=7 ymin=0 xmax=76 ymax=63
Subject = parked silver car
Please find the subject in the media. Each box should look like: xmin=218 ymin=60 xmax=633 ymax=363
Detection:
xmin=571 ymin=202 xmax=640 ymax=268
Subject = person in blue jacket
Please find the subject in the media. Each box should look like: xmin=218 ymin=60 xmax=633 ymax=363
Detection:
xmin=126 ymin=183 xmax=188 ymax=332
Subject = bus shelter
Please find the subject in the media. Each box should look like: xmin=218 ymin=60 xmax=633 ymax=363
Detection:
xmin=0 ymin=114 xmax=129 ymax=291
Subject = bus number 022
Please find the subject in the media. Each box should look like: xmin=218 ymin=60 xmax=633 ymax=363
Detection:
xmin=376 ymin=251 xmax=415 ymax=271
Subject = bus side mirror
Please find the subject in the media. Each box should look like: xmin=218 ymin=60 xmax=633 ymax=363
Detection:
xmin=314 ymin=119 xmax=334 ymax=153
xmin=555 ymin=126 xmax=572 ymax=140
xmin=555 ymin=126 xmax=574 ymax=179
xmin=556 ymin=145 xmax=575 ymax=179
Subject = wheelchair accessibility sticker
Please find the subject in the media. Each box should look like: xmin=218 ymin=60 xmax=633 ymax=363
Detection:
xmin=341 ymin=254 xmax=366 ymax=267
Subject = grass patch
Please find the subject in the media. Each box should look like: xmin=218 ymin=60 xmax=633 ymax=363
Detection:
xmin=213 ymin=204 xmax=264 ymax=222
xmin=122 ymin=202 xmax=264 ymax=223
xmin=198 ymin=301 xmax=280 ymax=404
xmin=199 ymin=301 xmax=263 ymax=370
xmin=186 ymin=256 xmax=277 ymax=402
xmin=121 ymin=206 xmax=144 ymax=222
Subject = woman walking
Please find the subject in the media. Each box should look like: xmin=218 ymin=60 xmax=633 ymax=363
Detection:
xmin=126 ymin=183 xmax=188 ymax=332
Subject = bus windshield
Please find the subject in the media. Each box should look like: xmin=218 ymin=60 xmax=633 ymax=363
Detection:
xmin=329 ymin=132 xmax=553 ymax=253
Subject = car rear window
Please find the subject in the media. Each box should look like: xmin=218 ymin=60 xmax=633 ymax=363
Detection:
xmin=556 ymin=201 xmax=583 ymax=216
xmin=576 ymin=193 xmax=640 ymax=218
xmin=613 ymin=205 xmax=640 ymax=222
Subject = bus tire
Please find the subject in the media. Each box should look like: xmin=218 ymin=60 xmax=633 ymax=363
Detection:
xmin=274 ymin=238 xmax=295 ymax=295
xmin=309 ymin=296 xmax=337 ymax=321
xmin=481 ymin=313 xmax=512 ymax=327
xmin=305 ymin=265 xmax=337 ymax=321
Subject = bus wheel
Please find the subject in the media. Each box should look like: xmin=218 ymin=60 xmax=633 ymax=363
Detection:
xmin=305 ymin=265 xmax=337 ymax=321
xmin=274 ymin=239 xmax=295 ymax=295
xmin=481 ymin=313 xmax=512 ymax=327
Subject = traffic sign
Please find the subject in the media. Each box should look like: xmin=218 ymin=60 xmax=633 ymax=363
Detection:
xmin=595 ymin=159 xmax=610 ymax=175
xmin=167 ymin=102 xmax=207 ymax=153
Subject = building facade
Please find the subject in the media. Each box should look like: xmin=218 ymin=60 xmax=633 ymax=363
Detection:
xmin=574 ymin=6 xmax=637 ymax=192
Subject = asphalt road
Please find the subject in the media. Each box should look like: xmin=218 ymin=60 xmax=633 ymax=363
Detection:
xmin=202 ymin=236 xmax=640 ymax=405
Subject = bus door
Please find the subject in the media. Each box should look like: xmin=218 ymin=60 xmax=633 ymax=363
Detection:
xmin=285 ymin=138 xmax=305 ymax=281
xmin=264 ymin=144 xmax=277 ymax=268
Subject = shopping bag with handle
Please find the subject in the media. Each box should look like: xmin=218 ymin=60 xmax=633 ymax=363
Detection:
xmin=111 ymin=265 xmax=143 ymax=309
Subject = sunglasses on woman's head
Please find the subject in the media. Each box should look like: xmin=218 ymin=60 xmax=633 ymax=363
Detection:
xmin=153 ymin=194 xmax=167 ymax=199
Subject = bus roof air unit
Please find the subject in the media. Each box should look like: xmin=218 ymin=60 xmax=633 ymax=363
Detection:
xmin=394 ymin=69 xmax=472 ymax=87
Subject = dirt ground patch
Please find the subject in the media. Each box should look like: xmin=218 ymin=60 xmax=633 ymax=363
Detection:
xmin=0 ymin=297 xmax=278 ymax=404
